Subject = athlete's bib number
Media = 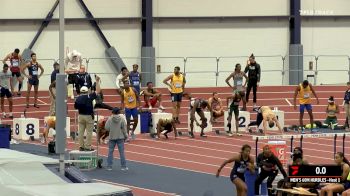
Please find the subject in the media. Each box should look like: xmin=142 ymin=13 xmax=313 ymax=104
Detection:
xmin=175 ymin=83 xmax=182 ymax=88
xmin=32 ymin=71 xmax=38 ymax=75
xmin=133 ymin=81 xmax=140 ymax=86
xmin=128 ymin=96 xmax=134 ymax=103
xmin=237 ymin=164 xmax=246 ymax=173
xmin=236 ymin=80 xmax=243 ymax=86
xmin=12 ymin=60 xmax=19 ymax=67
xmin=328 ymin=111 xmax=335 ymax=116
xmin=303 ymin=93 xmax=310 ymax=98
xmin=234 ymin=101 xmax=240 ymax=106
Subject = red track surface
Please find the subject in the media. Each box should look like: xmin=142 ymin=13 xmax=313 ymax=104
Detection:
xmin=11 ymin=85 xmax=350 ymax=195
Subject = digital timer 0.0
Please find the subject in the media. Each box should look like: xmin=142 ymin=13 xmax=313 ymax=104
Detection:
xmin=288 ymin=165 xmax=342 ymax=178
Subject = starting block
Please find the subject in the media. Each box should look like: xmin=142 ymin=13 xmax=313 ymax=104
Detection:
xmin=223 ymin=110 xmax=250 ymax=133
xmin=150 ymin=112 xmax=172 ymax=135
xmin=13 ymin=118 xmax=40 ymax=140
xmin=187 ymin=111 xmax=212 ymax=133
xmin=44 ymin=116 xmax=71 ymax=138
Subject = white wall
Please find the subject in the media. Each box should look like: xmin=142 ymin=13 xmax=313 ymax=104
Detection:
xmin=0 ymin=0 xmax=141 ymax=19
xmin=154 ymin=0 xmax=289 ymax=16
xmin=154 ymin=19 xmax=289 ymax=87
xmin=302 ymin=19 xmax=350 ymax=85
xmin=302 ymin=0 xmax=350 ymax=16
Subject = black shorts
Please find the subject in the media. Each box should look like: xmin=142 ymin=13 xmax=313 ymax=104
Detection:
xmin=171 ymin=93 xmax=183 ymax=102
xmin=230 ymin=170 xmax=245 ymax=182
xmin=68 ymin=73 xmax=78 ymax=84
xmin=28 ymin=78 xmax=39 ymax=86
xmin=0 ymin=88 xmax=12 ymax=98
xmin=12 ymin=72 xmax=21 ymax=78
xmin=164 ymin=123 xmax=173 ymax=131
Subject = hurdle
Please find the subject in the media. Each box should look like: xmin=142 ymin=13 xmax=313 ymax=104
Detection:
xmin=253 ymin=132 xmax=350 ymax=160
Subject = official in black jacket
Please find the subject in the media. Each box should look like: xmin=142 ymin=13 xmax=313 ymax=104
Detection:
xmin=255 ymin=145 xmax=288 ymax=195
xmin=244 ymin=54 xmax=261 ymax=108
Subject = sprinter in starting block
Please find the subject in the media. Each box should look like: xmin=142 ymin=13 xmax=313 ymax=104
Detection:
xmin=189 ymin=98 xmax=209 ymax=138
xmin=156 ymin=118 xmax=177 ymax=139
xmin=247 ymin=106 xmax=283 ymax=135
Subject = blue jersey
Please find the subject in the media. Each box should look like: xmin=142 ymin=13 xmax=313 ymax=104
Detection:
xmin=129 ymin=71 xmax=140 ymax=93
xmin=28 ymin=61 xmax=39 ymax=78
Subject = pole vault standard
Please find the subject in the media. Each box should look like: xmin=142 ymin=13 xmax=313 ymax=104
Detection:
xmin=56 ymin=0 xmax=67 ymax=175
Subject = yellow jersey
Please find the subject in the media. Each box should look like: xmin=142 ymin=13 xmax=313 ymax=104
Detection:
xmin=123 ymin=87 xmax=137 ymax=109
xmin=171 ymin=74 xmax=184 ymax=93
xmin=327 ymin=104 xmax=337 ymax=117
xmin=299 ymin=84 xmax=311 ymax=104
xmin=260 ymin=106 xmax=275 ymax=120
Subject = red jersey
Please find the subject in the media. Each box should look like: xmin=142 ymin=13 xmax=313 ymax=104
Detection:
xmin=9 ymin=53 xmax=20 ymax=73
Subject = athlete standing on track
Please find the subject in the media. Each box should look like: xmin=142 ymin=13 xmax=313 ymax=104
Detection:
xmin=22 ymin=53 xmax=44 ymax=108
xmin=342 ymin=82 xmax=350 ymax=131
xmin=226 ymin=91 xmax=246 ymax=136
xmin=226 ymin=63 xmax=248 ymax=111
xmin=216 ymin=144 xmax=255 ymax=196
xmin=293 ymin=80 xmax=319 ymax=133
xmin=3 ymin=48 xmax=23 ymax=96
xmin=244 ymin=54 xmax=261 ymax=109
xmin=163 ymin=66 xmax=186 ymax=124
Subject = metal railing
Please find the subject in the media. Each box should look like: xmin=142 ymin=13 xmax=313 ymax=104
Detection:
xmin=42 ymin=55 xmax=350 ymax=87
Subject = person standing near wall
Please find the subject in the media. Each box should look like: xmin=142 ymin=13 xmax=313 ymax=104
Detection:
xmin=48 ymin=62 xmax=60 ymax=116
xmin=0 ymin=64 xmax=14 ymax=119
xmin=128 ymin=64 xmax=141 ymax=96
xmin=76 ymin=65 xmax=92 ymax=95
xmin=343 ymin=82 xmax=350 ymax=131
xmin=163 ymin=66 xmax=186 ymax=124
xmin=22 ymin=53 xmax=44 ymax=108
xmin=65 ymin=49 xmax=82 ymax=99
xmin=226 ymin=63 xmax=248 ymax=111
xmin=244 ymin=54 xmax=261 ymax=109
xmin=2 ymin=48 xmax=23 ymax=96
xmin=116 ymin=67 xmax=129 ymax=95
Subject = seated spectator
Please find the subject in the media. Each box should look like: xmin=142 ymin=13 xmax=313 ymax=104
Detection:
xmin=208 ymin=92 xmax=224 ymax=123
xmin=143 ymin=82 xmax=164 ymax=110
xmin=323 ymin=96 xmax=339 ymax=130
xmin=321 ymin=152 xmax=350 ymax=196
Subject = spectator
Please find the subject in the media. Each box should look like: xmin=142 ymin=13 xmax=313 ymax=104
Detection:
xmin=65 ymin=49 xmax=82 ymax=99
xmin=74 ymin=75 xmax=101 ymax=151
xmin=244 ymin=54 xmax=261 ymax=108
xmin=76 ymin=65 xmax=92 ymax=95
xmin=208 ymin=92 xmax=224 ymax=123
xmin=116 ymin=67 xmax=129 ymax=95
xmin=143 ymin=82 xmax=164 ymax=110
xmin=105 ymin=107 xmax=128 ymax=171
